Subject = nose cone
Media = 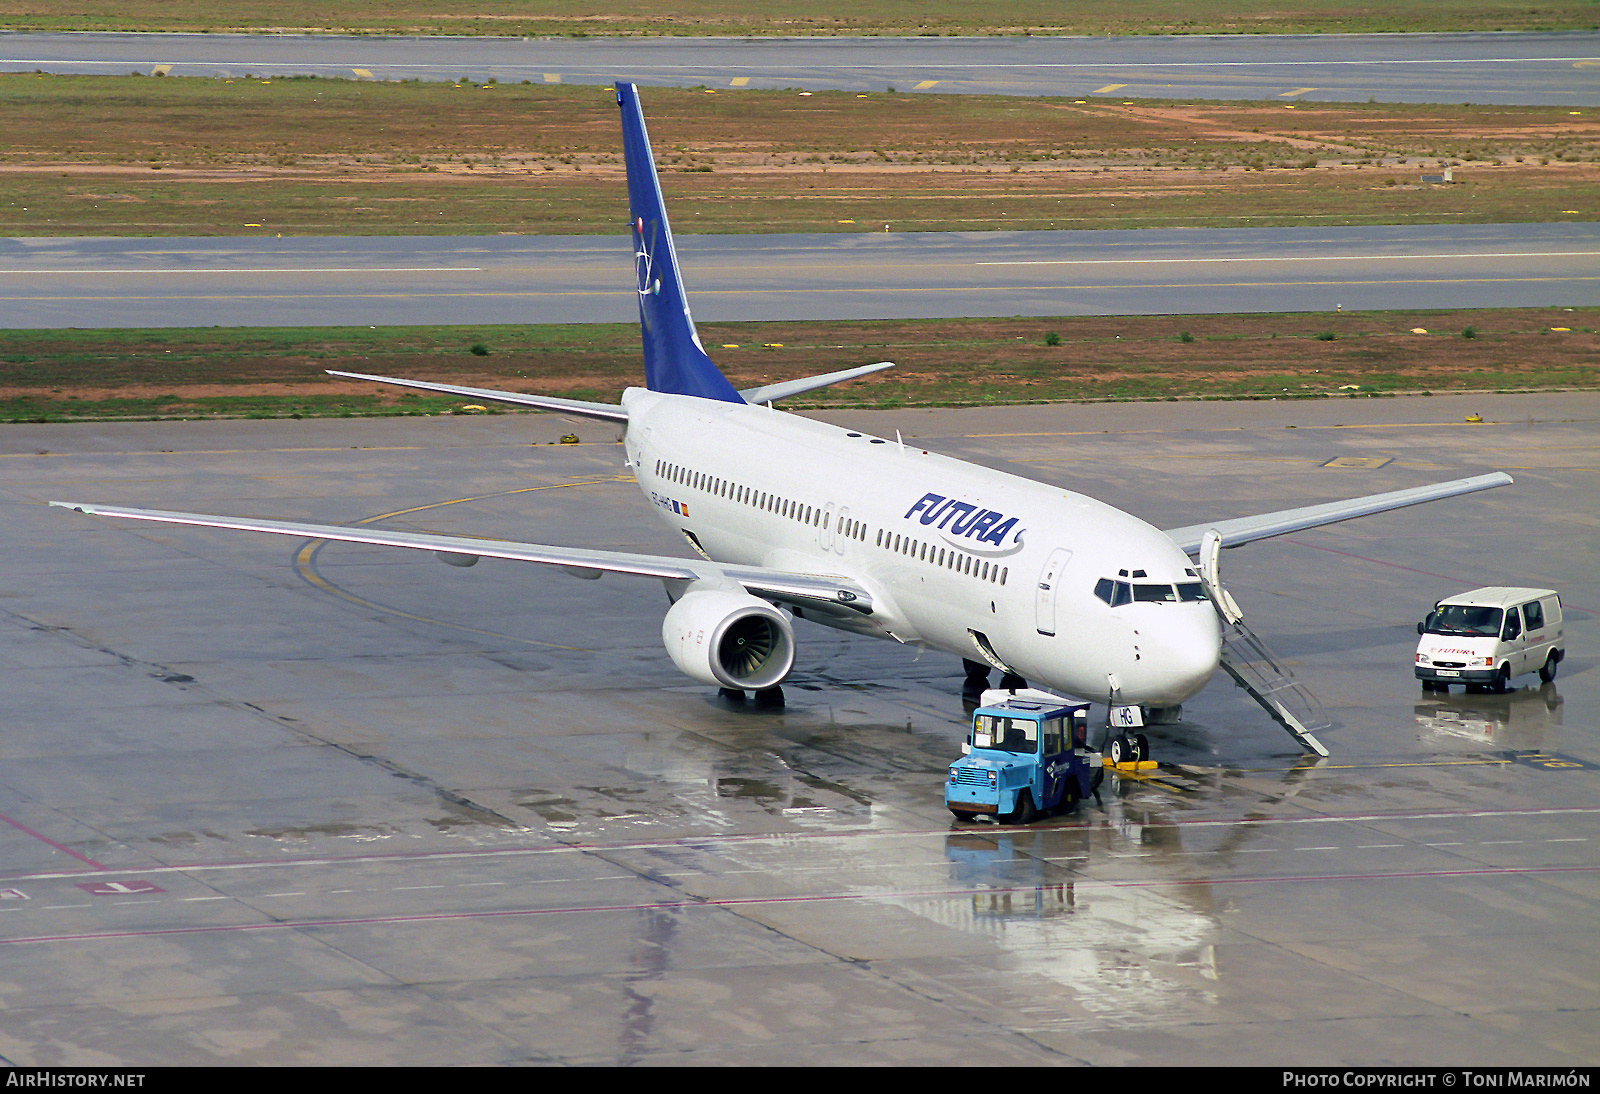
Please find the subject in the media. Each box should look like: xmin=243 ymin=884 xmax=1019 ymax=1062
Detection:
xmin=1140 ymin=607 xmax=1223 ymax=705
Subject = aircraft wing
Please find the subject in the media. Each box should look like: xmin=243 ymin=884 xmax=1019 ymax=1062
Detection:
xmin=1161 ymin=472 xmax=1513 ymax=556
xmin=50 ymin=502 xmax=875 ymax=616
xmin=327 ymin=370 xmax=629 ymax=422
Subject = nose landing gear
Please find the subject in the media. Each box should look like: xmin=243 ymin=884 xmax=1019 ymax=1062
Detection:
xmin=1106 ymin=732 xmax=1150 ymax=766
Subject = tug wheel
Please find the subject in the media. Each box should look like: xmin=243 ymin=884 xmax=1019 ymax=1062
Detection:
xmin=1007 ymin=790 xmax=1036 ymax=825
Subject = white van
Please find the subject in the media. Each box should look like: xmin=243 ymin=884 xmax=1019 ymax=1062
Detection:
xmin=1415 ymin=587 xmax=1565 ymax=692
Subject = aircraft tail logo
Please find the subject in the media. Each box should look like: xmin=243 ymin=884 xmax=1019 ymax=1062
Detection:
xmin=615 ymin=82 xmax=744 ymax=404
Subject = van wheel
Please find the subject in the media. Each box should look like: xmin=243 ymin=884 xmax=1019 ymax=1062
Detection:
xmin=1539 ymin=653 xmax=1559 ymax=683
xmin=1493 ymin=665 xmax=1511 ymax=693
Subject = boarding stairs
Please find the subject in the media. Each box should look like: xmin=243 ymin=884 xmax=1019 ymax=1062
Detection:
xmin=1200 ymin=530 xmax=1332 ymax=757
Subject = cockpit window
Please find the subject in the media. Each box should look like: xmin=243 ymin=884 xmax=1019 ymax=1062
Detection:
xmin=1098 ymin=578 xmax=1190 ymax=606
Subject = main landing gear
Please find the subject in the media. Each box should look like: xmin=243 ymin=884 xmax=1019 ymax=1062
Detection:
xmin=717 ymin=686 xmax=786 ymax=708
xmin=961 ymin=659 xmax=1028 ymax=698
xmin=962 ymin=658 xmax=990 ymax=698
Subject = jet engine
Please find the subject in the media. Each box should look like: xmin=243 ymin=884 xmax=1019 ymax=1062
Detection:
xmin=662 ymin=586 xmax=795 ymax=690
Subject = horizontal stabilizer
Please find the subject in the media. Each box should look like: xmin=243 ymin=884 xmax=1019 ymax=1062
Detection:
xmin=1163 ymin=472 xmax=1513 ymax=556
xmin=327 ymin=370 xmax=628 ymax=422
xmin=739 ymin=362 xmax=895 ymax=404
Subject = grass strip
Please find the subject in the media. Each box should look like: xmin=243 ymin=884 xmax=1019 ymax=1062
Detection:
xmin=2 ymin=308 xmax=1593 ymax=422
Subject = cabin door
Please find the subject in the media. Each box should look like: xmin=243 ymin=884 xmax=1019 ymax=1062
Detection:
xmin=1034 ymin=548 xmax=1073 ymax=636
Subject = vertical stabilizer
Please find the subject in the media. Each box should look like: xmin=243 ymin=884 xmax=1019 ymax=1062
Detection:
xmin=615 ymin=82 xmax=744 ymax=403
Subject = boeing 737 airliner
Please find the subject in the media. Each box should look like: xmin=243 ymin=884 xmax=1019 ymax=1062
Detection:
xmin=54 ymin=83 xmax=1511 ymax=737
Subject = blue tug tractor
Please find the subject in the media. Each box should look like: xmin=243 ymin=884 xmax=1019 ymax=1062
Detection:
xmin=946 ymin=689 xmax=1103 ymax=824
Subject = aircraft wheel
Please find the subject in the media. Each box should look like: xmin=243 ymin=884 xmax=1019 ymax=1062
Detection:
xmin=1539 ymin=653 xmax=1559 ymax=683
xmin=753 ymin=686 xmax=785 ymax=709
xmin=1135 ymin=734 xmax=1150 ymax=762
xmin=1107 ymin=735 xmax=1127 ymax=765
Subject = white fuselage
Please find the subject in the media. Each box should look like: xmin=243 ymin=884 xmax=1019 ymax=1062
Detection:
xmin=620 ymin=388 xmax=1221 ymax=706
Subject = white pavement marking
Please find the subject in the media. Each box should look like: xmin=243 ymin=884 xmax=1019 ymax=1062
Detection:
xmin=0 ymin=267 xmax=484 ymax=275
xmin=978 ymin=251 xmax=1600 ymax=267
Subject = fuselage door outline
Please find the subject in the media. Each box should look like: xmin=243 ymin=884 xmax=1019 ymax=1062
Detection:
xmin=1034 ymin=547 xmax=1073 ymax=636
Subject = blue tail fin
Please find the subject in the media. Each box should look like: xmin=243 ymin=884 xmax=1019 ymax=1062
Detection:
xmin=615 ymin=82 xmax=744 ymax=404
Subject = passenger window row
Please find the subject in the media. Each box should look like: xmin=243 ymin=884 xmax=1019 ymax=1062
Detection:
xmin=654 ymin=458 xmax=1007 ymax=585
xmin=653 ymin=459 xmax=868 ymax=541
xmin=875 ymin=526 xmax=1008 ymax=587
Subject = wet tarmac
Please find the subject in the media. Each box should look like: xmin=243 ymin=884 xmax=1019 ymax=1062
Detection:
xmin=1 ymin=392 xmax=1595 ymax=1065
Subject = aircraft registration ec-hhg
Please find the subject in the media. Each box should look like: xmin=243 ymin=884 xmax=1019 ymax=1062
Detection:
xmin=54 ymin=83 xmax=1512 ymax=753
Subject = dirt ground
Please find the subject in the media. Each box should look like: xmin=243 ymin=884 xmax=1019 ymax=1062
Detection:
xmin=1 ymin=81 xmax=1594 ymax=236
xmin=4 ymin=0 xmax=1596 ymax=37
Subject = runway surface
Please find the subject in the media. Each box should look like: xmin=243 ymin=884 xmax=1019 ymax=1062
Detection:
xmin=3 ymin=30 xmax=1598 ymax=105
xmin=4 ymin=223 xmax=1596 ymax=328
xmin=2 ymin=393 xmax=1595 ymax=1064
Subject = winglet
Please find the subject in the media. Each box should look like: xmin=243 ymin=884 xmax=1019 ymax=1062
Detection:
xmin=615 ymin=82 xmax=744 ymax=404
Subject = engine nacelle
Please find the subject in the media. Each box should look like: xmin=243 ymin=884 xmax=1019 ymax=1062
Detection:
xmin=662 ymin=587 xmax=795 ymax=690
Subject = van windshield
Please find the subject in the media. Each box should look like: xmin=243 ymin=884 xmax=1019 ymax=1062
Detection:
xmin=1426 ymin=604 xmax=1503 ymax=637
